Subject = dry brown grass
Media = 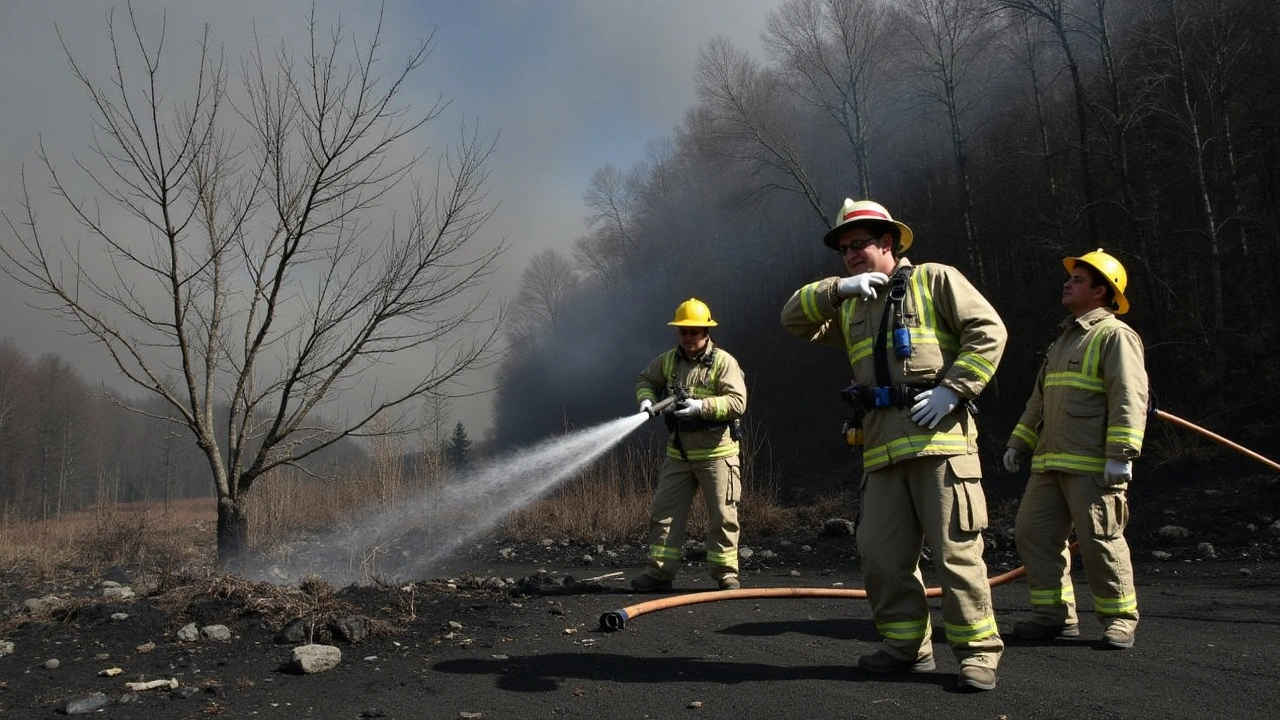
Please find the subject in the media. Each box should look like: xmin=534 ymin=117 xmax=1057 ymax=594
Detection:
xmin=0 ymin=498 xmax=216 ymax=580
xmin=2 ymin=432 xmax=803 ymax=579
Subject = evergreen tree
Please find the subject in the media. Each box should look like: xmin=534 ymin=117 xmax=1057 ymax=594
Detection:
xmin=446 ymin=422 xmax=472 ymax=469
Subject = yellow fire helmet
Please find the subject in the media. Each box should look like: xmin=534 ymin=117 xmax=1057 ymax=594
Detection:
xmin=668 ymin=298 xmax=718 ymax=327
xmin=822 ymin=199 xmax=914 ymax=254
xmin=1064 ymin=249 xmax=1130 ymax=315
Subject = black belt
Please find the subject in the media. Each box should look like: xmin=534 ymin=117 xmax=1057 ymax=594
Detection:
xmin=855 ymin=383 xmax=936 ymax=410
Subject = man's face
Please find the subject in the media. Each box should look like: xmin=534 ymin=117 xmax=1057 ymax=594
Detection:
xmin=834 ymin=227 xmax=895 ymax=275
xmin=677 ymin=326 xmax=709 ymax=355
xmin=1062 ymin=266 xmax=1106 ymax=314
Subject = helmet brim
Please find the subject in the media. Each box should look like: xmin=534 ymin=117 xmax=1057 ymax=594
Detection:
xmin=823 ymin=221 xmax=914 ymax=254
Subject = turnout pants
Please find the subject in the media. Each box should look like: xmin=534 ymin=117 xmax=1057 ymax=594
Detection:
xmin=857 ymin=455 xmax=1003 ymax=668
xmin=643 ymin=456 xmax=741 ymax=583
xmin=1014 ymin=470 xmax=1138 ymax=633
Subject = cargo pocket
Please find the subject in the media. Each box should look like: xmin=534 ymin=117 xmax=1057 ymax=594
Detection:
xmin=1089 ymin=488 xmax=1129 ymax=539
xmin=948 ymin=455 xmax=988 ymax=533
xmin=723 ymin=457 xmax=741 ymax=505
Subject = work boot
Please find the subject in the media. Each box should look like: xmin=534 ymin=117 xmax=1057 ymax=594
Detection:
xmin=956 ymin=664 xmax=998 ymax=692
xmin=718 ymin=577 xmax=741 ymax=590
xmin=1013 ymin=621 xmax=1080 ymax=640
xmin=857 ymin=649 xmax=936 ymax=674
xmin=629 ymin=574 xmax=673 ymax=593
xmin=1103 ymin=625 xmax=1136 ymax=649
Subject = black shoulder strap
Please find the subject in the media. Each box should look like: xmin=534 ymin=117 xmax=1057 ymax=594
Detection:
xmin=873 ymin=266 xmax=914 ymax=387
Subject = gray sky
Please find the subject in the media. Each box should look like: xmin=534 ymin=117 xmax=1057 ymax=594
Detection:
xmin=0 ymin=0 xmax=779 ymax=438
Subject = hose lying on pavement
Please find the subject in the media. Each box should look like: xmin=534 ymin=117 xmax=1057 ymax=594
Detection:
xmin=599 ymin=564 xmax=1030 ymax=631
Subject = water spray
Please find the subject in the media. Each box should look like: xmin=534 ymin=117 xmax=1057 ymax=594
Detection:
xmin=247 ymin=411 xmax=655 ymax=585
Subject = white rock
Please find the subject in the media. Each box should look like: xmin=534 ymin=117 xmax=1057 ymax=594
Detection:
xmin=291 ymin=644 xmax=342 ymax=674
xmin=201 ymin=625 xmax=232 ymax=641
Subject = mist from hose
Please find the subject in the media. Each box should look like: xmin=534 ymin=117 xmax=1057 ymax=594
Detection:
xmin=244 ymin=412 xmax=652 ymax=585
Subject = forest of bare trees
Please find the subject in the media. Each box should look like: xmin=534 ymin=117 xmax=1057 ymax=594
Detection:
xmin=492 ymin=0 xmax=1280 ymax=499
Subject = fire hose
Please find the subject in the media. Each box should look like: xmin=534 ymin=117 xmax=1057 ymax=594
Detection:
xmin=600 ymin=408 xmax=1278 ymax=631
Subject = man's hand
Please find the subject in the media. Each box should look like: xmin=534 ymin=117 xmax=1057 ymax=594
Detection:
xmin=836 ymin=272 xmax=890 ymax=300
xmin=909 ymin=386 xmax=959 ymax=429
xmin=1103 ymin=459 xmax=1133 ymax=484
xmin=672 ymin=398 xmax=703 ymax=418
xmin=639 ymin=399 xmax=654 ymax=415
xmin=1002 ymin=448 xmax=1024 ymax=473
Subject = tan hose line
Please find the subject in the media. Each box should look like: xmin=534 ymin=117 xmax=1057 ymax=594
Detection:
xmin=1154 ymin=409 xmax=1280 ymax=473
xmin=601 ymin=409 xmax=1279 ymax=631
xmin=599 ymin=562 xmax=1031 ymax=631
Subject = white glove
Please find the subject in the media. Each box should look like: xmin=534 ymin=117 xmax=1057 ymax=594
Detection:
xmin=672 ymin=398 xmax=703 ymax=418
xmin=639 ymin=399 xmax=653 ymax=415
xmin=837 ymin=272 xmax=890 ymax=300
xmin=909 ymin=386 xmax=960 ymax=429
xmin=1002 ymin=448 xmax=1024 ymax=473
xmin=1103 ymin=459 xmax=1133 ymax=484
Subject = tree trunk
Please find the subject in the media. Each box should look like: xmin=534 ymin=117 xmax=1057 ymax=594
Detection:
xmin=217 ymin=495 xmax=250 ymax=568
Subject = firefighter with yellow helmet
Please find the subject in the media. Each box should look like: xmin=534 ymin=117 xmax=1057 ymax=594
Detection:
xmin=631 ymin=298 xmax=748 ymax=592
xmin=781 ymin=199 xmax=1006 ymax=691
xmin=1003 ymin=249 xmax=1149 ymax=649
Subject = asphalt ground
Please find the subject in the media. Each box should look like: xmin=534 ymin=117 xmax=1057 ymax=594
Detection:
xmin=420 ymin=558 xmax=1280 ymax=720
xmin=4 ymin=556 xmax=1277 ymax=719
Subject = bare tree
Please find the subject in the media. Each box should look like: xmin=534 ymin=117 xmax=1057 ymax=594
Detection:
xmin=0 ymin=5 xmax=506 ymax=564
xmin=896 ymin=0 xmax=999 ymax=283
xmin=763 ymin=0 xmax=891 ymax=199
xmin=572 ymin=163 xmax=641 ymax=286
xmin=996 ymin=0 xmax=1102 ymax=245
xmin=507 ymin=248 xmax=580 ymax=351
xmin=1142 ymin=0 xmax=1227 ymax=373
xmin=694 ymin=36 xmax=828 ymax=224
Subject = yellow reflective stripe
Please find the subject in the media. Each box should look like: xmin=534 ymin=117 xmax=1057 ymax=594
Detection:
xmin=953 ymin=351 xmax=996 ymax=383
xmin=706 ymin=549 xmax=737 ymax=566
xmin=1107 ymin=426 xmax=1144 ymax=446
xmin=1011 ymin=423 xmax=1038 ymax=447
xmin=848 ymin=336 xmax=873 ymax=365
xmin=662 ymin=349 xmax=676 ymax=381
xmin=648 ymin=544 xmax=681 ymax=560
xmin=945 ymin=616 xmax=999 ymax=643
xmin=800 ymin=283 xmax=824 ymax=322
xmin=1082 ymin=326 xmax=1110 ymax=376
xmin=1031 ymin=452 xmax=1106 ymax=474
xmin=1094 ymin=593 xmax=1138 ymax=616
xmin=637 ymin=389 xmax=658 ymax=402
xmin=877 ymin=618 xmax=930 ymax=641
xmin=1029 ymin=586 xmax=1076 ymax=606
xmin=667 ymin=443 xmax=739 ymax=461
xmin=910 ymin=267 xmax=935 ymax=329
xmin=1045 ymin=371 xmax=1105 ymax=392
xmin=863 ymin=433 xmax=970 ymax=469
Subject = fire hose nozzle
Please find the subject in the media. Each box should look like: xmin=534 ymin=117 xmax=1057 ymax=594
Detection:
xmin=644 ymin=385 xmax=690 ymax=418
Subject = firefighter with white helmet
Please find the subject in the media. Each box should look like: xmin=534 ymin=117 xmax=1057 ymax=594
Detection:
xmin=1003 ymin=249 xmax=1149 ymax=649
xmin=781 ymin=199 xmax=1007 ymax=691
xmin=631 ymin=298 xmax=748 ymax=592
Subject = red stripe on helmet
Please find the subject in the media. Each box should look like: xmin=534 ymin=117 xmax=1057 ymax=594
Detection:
xmin=843 ymin=209 xmax=889 ymax=222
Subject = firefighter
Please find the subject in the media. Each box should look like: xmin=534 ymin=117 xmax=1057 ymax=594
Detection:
xmin=1003 ymin=250 xmax=1148 ymax=649
xmin=781 ymin=199 xmax=1006 ymax=691
xmin=631 ymin=298 xmax=748 ymax=592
